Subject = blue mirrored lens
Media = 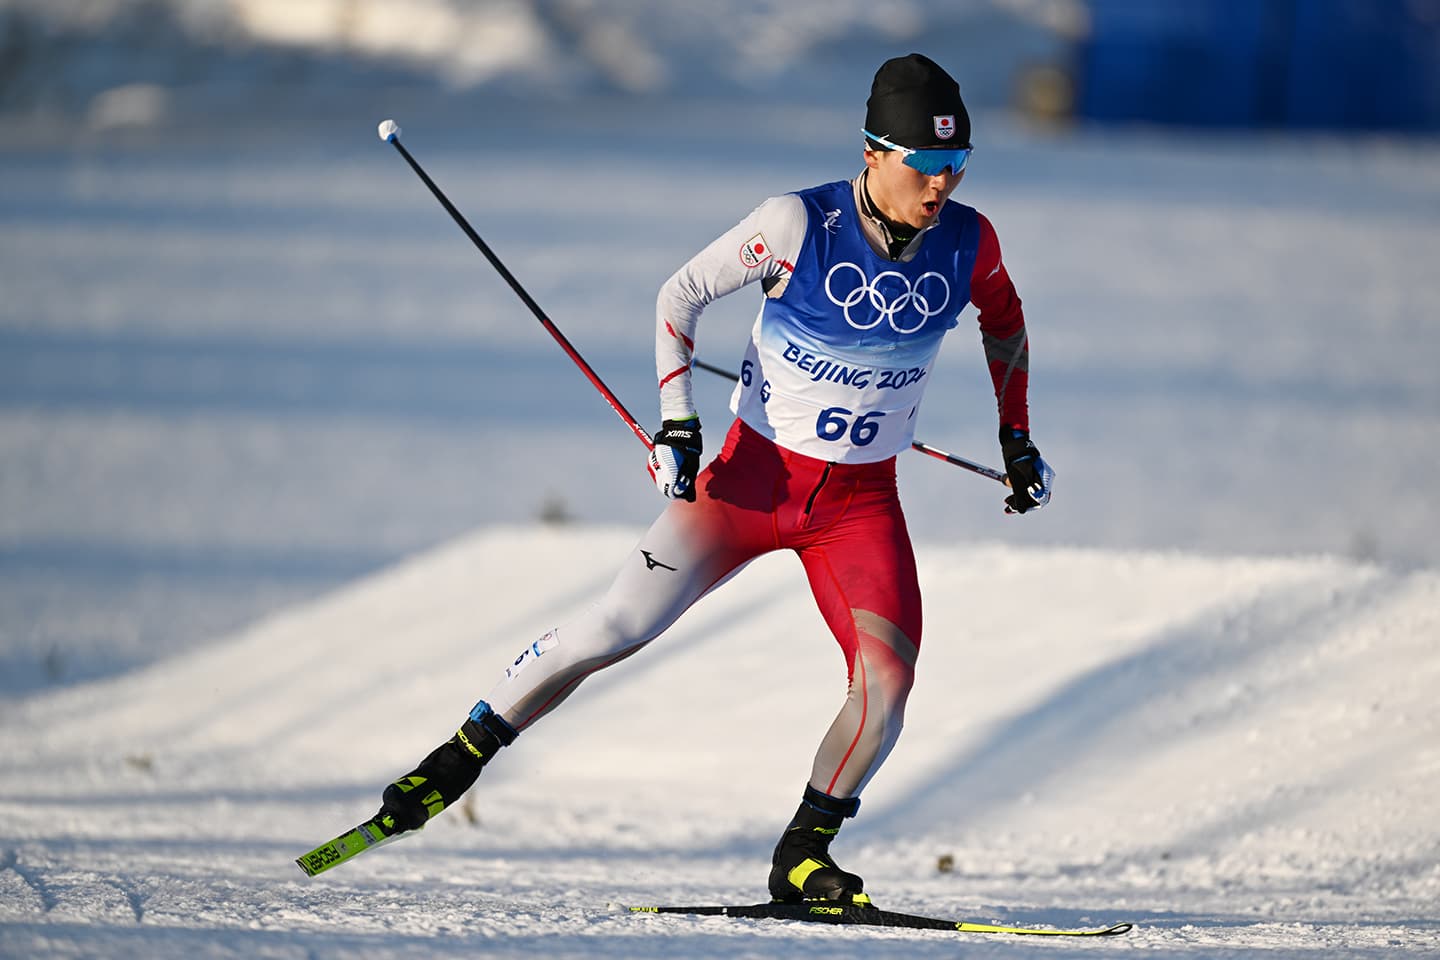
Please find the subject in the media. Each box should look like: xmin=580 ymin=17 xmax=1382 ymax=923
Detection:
xmin=902 ymin=149 xmax=971 ymax=176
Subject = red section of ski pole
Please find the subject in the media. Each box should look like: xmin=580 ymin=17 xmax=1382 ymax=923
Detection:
xmin=908 ymin=441 xmax=1009 ymax=486
xmin=384 ymin=130 xmax=653 ymax=452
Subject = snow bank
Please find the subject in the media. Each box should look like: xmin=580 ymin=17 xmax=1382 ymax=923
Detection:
xmin=2 ymin=526 xmax=1436 ymax=956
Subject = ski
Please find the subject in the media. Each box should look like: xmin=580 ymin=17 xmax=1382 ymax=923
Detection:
xmin=629 ymin=901 xmax=1133 ymax=937
xmin=295 ymin=813 xmax=404 ymax=877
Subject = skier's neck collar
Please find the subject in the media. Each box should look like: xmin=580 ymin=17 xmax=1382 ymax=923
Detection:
xmin=858 ymin=169 xmax=917 ymax=259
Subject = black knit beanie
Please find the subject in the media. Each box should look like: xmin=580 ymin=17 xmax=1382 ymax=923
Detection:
xmin=864 ymin=53 xmax=971 ymax=149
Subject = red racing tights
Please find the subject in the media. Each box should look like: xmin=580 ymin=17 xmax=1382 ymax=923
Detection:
xmin=483 ymin=419 xmax=922 ymax=800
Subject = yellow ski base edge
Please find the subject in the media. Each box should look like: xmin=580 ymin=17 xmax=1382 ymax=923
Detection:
xmin=628 ymin=901 xmax=1133 ymax=937
xmin=295 ymin=817 xmax=402 ymax=877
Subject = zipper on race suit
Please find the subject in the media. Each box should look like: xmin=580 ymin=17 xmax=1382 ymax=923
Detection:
xmin=800 ymin=462 xmax=834 ymax=528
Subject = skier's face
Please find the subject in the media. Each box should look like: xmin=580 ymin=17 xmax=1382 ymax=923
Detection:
xmin=863 ymin=147 xmax=964 ymax=230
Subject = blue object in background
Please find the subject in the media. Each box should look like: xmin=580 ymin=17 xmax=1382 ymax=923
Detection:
xmin=1075 ymin=0 xmax=1440 ymax=132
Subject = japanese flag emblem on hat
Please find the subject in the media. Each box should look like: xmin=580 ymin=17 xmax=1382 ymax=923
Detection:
xmin=866 ymin=54 xmax=971 ymax=148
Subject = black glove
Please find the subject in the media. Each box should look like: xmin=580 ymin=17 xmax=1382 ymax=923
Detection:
xmin=1000 ymin=426 xmax=1054 ymax=515
xmin=648 ymin=417 xmax=703 ymax=502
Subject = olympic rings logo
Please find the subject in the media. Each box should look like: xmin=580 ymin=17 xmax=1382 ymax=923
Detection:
xmin=824 ymin=262 xmax=951 ymax=334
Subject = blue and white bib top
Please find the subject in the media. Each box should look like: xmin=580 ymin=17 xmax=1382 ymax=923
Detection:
xmin=656 ymin=176 xmax=983 ymax=463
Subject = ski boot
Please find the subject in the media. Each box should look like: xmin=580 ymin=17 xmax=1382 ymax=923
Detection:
xmin=768 ymin=785 xmax=869 ymax=904
xmin=377 ymin=701 xmax=517 ymax=835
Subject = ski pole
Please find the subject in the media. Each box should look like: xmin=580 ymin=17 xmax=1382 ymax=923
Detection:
xmin=377 ymin=119 xmax=653 ymax=452
xmin=690 ymin=358 xmax=1009 ymax=486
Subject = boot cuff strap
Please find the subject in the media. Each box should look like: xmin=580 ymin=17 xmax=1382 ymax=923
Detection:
xmin=803 ymin=784 xmax=860 ymax=818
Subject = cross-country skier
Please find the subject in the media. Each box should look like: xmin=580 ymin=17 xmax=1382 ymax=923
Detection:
xmin=375 ymin=52 xmax=1053 ymax=905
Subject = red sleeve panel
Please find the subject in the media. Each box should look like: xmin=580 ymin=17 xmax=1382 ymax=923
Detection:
xmin=969 ymin=211 xmax=1029 ymax=433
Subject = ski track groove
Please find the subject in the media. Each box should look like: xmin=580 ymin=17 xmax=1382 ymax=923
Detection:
xmin=2 ymin=846 xmax=58 ymax=913
xmin=104 ymin=874 xmax=146 ymax=924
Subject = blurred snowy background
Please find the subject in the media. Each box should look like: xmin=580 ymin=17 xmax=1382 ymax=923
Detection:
xmin=2 ymin=0 xmax=1438 ymax=694
xmin=2 ymin=5 xmax=1440 ymax=956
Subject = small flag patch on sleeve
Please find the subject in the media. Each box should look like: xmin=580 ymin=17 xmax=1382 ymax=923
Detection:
xmin=740 ymin=233 xmax=772 ymax=269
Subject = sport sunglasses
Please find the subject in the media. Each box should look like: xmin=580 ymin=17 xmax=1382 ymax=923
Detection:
xmin=862 ymin=128 xmax=972 ymax=176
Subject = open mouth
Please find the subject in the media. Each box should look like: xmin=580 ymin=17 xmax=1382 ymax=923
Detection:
xmin=922 ymin=201 xmax=939 ymax=216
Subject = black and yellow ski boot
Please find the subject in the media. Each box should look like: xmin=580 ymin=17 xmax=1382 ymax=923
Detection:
xmin=767 ymin=785 xmax=869 ymax=905
xmin=377 ymin=701 xmax=518 ymax=835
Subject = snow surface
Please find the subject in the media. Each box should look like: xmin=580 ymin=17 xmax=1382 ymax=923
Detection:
xmin=3 ymin=3 xmax=1440 ymax=956
xmin=2 ymin=527 xmax=1438 ymax=957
